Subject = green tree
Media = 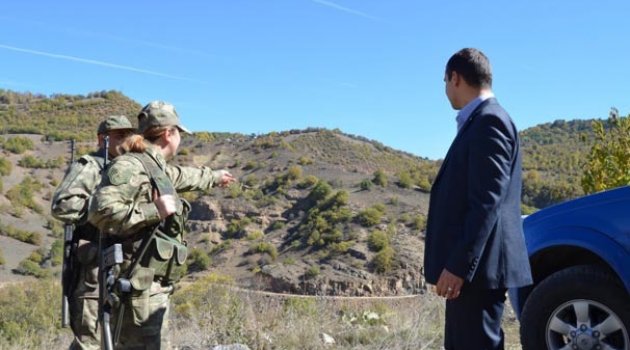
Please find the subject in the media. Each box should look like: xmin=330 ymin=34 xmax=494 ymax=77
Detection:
xmin=581 ymin=109 xmax=630 ymax=194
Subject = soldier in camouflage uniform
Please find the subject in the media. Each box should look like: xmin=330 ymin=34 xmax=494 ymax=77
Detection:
xmin=52 ymin=116 xmax=135 ymax=350
xmin=88 ymin=101 xmax=235 ymax=349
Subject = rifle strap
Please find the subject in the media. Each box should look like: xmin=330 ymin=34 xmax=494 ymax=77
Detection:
xmin=127 ymin=152 xmax=176 ymax=197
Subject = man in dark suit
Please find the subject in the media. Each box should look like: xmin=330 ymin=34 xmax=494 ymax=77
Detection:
xmin=424 ymin=48 xmax=533 ymax=350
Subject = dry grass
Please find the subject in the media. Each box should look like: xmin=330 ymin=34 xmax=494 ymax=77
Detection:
xmin=168 ymin=275 xmax=523 ymax=350
xmin=0 ymin=277 xmax=523 ymax=350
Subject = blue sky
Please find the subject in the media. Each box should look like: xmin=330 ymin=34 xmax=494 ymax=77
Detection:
xmin=1 ymin=1 xmax=629 ymax=160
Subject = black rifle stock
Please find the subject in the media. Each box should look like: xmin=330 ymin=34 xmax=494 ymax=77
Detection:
xmin=61 ymin=139 xmax=75 ymax=328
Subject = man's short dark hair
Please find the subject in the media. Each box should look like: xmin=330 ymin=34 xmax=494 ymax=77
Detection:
xmin=445 ymin=48 xmax=492 ymax=88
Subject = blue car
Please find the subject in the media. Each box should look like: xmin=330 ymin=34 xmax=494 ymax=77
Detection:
xmin=510 ymin=185 xmax=630 ymax=350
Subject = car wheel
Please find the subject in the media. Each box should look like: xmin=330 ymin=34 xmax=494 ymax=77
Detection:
xmin=520 ymin=264 xmax=630 ymax=350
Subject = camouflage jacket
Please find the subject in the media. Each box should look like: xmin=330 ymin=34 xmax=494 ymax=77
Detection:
xmin=88 ymin=146 xmax=222 ymax=238
xmin=51 ymin=149 xmax=106 ymax=224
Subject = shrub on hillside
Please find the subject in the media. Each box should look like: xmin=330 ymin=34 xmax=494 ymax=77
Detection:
xmin=308 ymin=180 xmax=332 ymax=203
xmin=18 ymin=155 xmax=64 ymax=169
xmin=269 ymin=221 xmax=286 ymax=231
xmin=411 ymin=215 xmax=427 ymax=231
xmin=359 ymin=178 xmax=373 ymax=191
xmin=286 ymin=165 xmax=303 ymax=181
xmin=2 ymin=136 xmax=34 ymax=154
xmin=397 ymin=171 xmax=413 ymax=189
xmin=330 ymin=240 xmax=355 ymax=254
xmin=373 ymin=246 xmax=395 ymax=273
xmin=246 ymin=231 xmax=264 ymax=241
xmin=28 ymin=249 xmax=45 ymax=264
xmin=188 ymin=248 xmax=211 ymax=272
xmin=227 ymin=183 xmax=243 ymax=199
xmin=0 ymin=157 xmax=12 ymax=176
xmin=46 ymin=217 xmax=64 ymax=238
xmin=249 ymin=242 xmax=278 ymax=261
xmin=298 ymin=156 xmax=313 ymax=165
xmin=5 ymin=176 xmax=44 ymax=213
xmin=0 ymin=223 xmax=43 ymax=245
xmin=0 ymin=249 xmax=5 ymax=266
xmin=50 ymin=239 xmax=63 ymax=266
xmin=243 ymin=160 xmax=260 ymax=171
xmin=193 ymin=131 xmax=216 ymax=142
xmin=300 ymin=187 xmax=353 ymax=249
xmin=297 ymin=175 xmax=319 ymax=189
xmin=356 ymin=207 xmax=384 ymax=227
xmin=14 ymin=259 xmax=50 ymax=278
xmin=321 ymin=190 xmax=349 ymax=209
xmin=225 ymin=217 xmax=252 ymax=238
xmin=305 ymin=265 xmax=320 ymax=278
xmin=368 ymin=230 xmax=389 ymax=252
xmin=243 ymin=174 xmax=259 ymax=187
xmin=372 ymin=170 xmax=388 ymax=187
xmin=416 ymin=177 xmax=432 ymax=192
xmin=0 ymin=279 xmax=61 ymax=346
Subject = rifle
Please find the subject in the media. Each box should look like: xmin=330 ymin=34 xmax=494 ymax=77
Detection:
xmin=98 ymin=136 xmax=114 ymax=350
xmin=61 ymin=139 xmax=75 ymax=328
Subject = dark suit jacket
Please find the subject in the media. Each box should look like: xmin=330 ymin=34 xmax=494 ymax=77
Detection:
xmin=424 ymin=98 xmax=532 ymax=289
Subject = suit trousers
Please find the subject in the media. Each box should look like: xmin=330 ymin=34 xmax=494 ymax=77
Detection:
xmin=444 ymin=287 xmax=507 ymax=350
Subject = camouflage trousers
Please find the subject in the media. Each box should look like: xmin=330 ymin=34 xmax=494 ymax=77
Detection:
xmin=69 ymin=258 xmax=100 ymax=350
xmin=69 ymin=267 xmax=173 ymax=349
xmin=69 ymin=295 xmax=100 ymax=350
xmin=111 ymin=281 xmax=173 ymax=350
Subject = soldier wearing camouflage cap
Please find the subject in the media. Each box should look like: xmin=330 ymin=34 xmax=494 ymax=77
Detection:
xmin=89 ymin=101 xmax=235 ymax=349
xmin=137 ymin=100 xmax=191 ymax=134
xmin=52 ymin=115 xmax=135 ymax=350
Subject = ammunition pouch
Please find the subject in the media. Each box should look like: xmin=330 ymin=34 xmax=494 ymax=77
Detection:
xmin=139 ymin=231 xmax=188 ymax=283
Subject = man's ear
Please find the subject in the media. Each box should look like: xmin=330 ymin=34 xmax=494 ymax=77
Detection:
xmin=451 ymin=71 xmax=461 ymax=87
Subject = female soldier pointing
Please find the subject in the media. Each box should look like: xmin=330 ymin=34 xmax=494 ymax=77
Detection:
xmin=88 ymin=101 xmax=235 ymax=349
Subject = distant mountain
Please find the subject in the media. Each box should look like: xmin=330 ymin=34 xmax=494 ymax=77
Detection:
xmin=0 ymin=89 xmax=607 ymax=295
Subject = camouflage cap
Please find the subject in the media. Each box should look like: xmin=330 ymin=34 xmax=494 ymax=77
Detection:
xmin=137 ymin=101 xmax=191 ymax=134
xmin=97 ymin=115 xmax=134 ymax=135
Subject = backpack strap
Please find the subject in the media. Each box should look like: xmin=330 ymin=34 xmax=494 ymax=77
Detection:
xmin=126 ymin=152 xmax=176 ymax=197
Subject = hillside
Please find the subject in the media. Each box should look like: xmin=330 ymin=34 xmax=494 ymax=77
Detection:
xmin=0 ymin=89 xmax=607 ymax=296
xmin=520 ymin=119 xmax=598 ymax=209
xmin=0 ymin=89 xmax=141 ymax=141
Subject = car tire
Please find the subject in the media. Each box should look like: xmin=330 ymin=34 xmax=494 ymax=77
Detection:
xmin=520 ymin=264 xmax=630 ymax=350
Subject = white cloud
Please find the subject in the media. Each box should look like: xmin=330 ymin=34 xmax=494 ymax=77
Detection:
xmin=311 ymin=0 xmax=382 ymax=22
xmin=0 ymin=43 xmax=206 ymax=83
